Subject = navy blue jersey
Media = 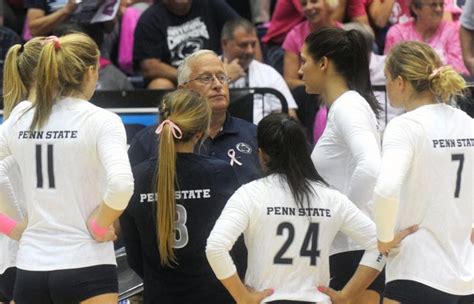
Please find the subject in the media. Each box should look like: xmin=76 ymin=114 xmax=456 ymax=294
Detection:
xmin=120 ymin=153 xmax=245 ymax=303
xmin=128 ymin=114 xmax=261 ymax=184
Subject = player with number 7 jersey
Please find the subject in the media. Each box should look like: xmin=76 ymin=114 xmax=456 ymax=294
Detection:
xmin=373 ymin=42 xmax=473 ymax=301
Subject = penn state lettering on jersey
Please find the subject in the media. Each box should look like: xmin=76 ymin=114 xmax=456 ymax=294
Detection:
xmin=140 ymin=189 xmax=211 ymax=203
xmin=266 ymin=206 xmax=332 ymax=217
xmin=17 ymin=130 xmax=78 ymax=139
xmin=432 ymin=138 xmax=474 ymax=148
xmin=120 ymin=153 xmax=244 ymax=303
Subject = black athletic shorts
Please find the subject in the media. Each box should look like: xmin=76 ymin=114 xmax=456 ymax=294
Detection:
xmin=384 ymin=280 xmax=471 ymax=304
xmin=0 ymin=267 xmax=16 ymax=301
xmin=329 ymin=250 xmax=385 ymax=294
xmin=13 ymin=264 xmax=117 ymax=304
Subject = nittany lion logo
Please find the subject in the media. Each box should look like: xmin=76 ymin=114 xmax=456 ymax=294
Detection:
xmin=236 ymin=142 xmax=252 ymax=154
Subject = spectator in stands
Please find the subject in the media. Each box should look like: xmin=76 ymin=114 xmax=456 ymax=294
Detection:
xmin=346 ymin=0 xmax=462 ymax=52
xmin=128 ymin=50 xmax=261 ymax=185
xmin=221 ymin=18 xmax=298 ymax=123
xmin=118 ymin=0 xmax=151 ymax=75
xmin=460 ymin=0 xmax=474 ymax=75
xmin=24 ymin=0 xmax=77 ymax=37
xmin=347 ymin=0 xmax=461 ymax=28
xmin=384 ymin=0 xmax=468 ymax=75
xmin=133 ymin=0 xmax=239 ymax=89
xmin=262 ymin=0 xmax=304 ymax=74
xmin=283 ymin=0 xmax=342 ymax=90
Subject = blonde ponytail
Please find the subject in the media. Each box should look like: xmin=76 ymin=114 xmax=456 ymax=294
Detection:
xmin=30 ymin=33 xmax=99 ymax=130
xmin=156 ymin=90 xmax=210 ymax=266
xmin=428 ymin=66 xmax=466 ymax=103
xmin=386 ymin=41 xmax=466 ymax=103
xmin=2 ymin=37 xmax=45 ymax=119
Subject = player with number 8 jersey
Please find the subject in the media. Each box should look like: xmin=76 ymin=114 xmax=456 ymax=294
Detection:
xmin=120 ymin=90 xmax=246 ymax=303
xmin=207 ymin=114 xmax=390 ymax=303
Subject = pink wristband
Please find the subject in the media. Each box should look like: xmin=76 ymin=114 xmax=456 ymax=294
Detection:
xmin=90 ymin=219 xmax=108 ymax=238
xmin=0 ymin=214 xmax=18 ymax=236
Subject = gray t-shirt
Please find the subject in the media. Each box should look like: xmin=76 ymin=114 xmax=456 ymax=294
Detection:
xmin=461 ymin=0 xmax=474 ymax=30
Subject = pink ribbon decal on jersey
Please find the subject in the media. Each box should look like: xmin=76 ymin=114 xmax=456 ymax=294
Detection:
xmin=227 ymin=149 xmax=242 ymax=167
xmin=155 ymin=119 xmax=183 ymax=139
xmin=0 ymin=214 xmax=18 ymax=236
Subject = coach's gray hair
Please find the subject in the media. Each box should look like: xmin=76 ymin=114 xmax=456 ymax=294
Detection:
xmin=177 ymin=50 xmax=219 ymax=85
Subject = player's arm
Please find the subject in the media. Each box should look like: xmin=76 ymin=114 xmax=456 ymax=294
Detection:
xmin=373 ymin=118 xmax=417 ymax=251
xmin=88 ymin=114 xmax=134 ymax=242
xmin=336 ymin=104 xmax=381 ymax=207
xmin=206 ymin=188 xmax=273 ymax=303
xmin=0 ymin=157 xmax=26 ymax=241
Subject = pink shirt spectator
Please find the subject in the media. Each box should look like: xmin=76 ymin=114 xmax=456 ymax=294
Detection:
xmin=384 ymin=20 xmax=468 ymax=74
xmin=118 ymin=5 xmax=148 ymax=75
xmin=262 ymin=0 xmax=304 ymax=44
xmin=347 ymin=0 xmax=462 ymax=25
xmin=282 ymin=20 xmax=343 ymax=54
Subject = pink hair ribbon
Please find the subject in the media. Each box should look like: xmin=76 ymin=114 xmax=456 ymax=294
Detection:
xmin=155 ymin=119 xmax=183 ymax=139
xmin=43 ymin=35 xmax=61 ymax=50
xmin=227 ymin=149 xmax=242 ymax=167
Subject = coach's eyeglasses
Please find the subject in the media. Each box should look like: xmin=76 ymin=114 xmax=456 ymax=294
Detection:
xmin=183 ymin=73 xmax=232 ymax=86
xmin=420 ymin=1 xmax=445 ymax=9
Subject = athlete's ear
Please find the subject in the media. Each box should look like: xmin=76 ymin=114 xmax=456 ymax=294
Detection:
xmin=319 ymin=56 xmax=328 ymax=71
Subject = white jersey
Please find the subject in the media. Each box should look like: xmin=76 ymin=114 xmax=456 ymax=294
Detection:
xmin=206 ymin=174 xmax=384 ymax=303
xmin=312 ymin=90 xmax=381 ymax=255
xmin=0 ymin=156 xmax=25 ymax=274
xmin=373 ymin=103 xmax=474 ymax=295
xmin=0 ymin=98 xmax=134 ymax=271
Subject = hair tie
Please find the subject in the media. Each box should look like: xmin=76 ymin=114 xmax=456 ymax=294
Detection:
xmin=155 ymin=119 xmax=183 ymax=139
xmin=429 ymin=66 xmax=447 ymax=79
xmin=18 ymin=44 xmax=24 ymax=53
xmin=43 ymin=35 xmax=61 ymax=50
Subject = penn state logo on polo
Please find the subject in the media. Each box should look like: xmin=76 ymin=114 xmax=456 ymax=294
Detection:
xmin=236 ymin=142 xmax=252 ymax=154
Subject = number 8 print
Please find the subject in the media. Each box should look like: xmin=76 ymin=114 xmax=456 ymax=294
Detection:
xmin=174 ymin=204 xmax=189 ymax=248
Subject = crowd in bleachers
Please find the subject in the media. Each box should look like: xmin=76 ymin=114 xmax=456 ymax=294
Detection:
xmin=1 ymin=0 xmax=473 ymax=143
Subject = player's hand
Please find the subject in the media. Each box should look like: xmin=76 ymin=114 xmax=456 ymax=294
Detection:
xmin=378 ymin=225 xmax=418 ymax=256
xmin=223 ymin=58 xmax=245 ymax=83
xmin=86 ymin=208 xmax=117 ymax=242
xmin=237 ymin=288 xmax=273 ymax=304
xmin=8 ymin=218 xmax=27 ymax=241
xmin=317 ymin=286 xmax=349 ymax=304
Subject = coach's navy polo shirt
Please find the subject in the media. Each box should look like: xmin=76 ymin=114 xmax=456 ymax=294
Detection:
xmin=199 ymin=114 xmax=261 ymax=185
xmin=128 ymin=113 xmax=261 ymax=185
